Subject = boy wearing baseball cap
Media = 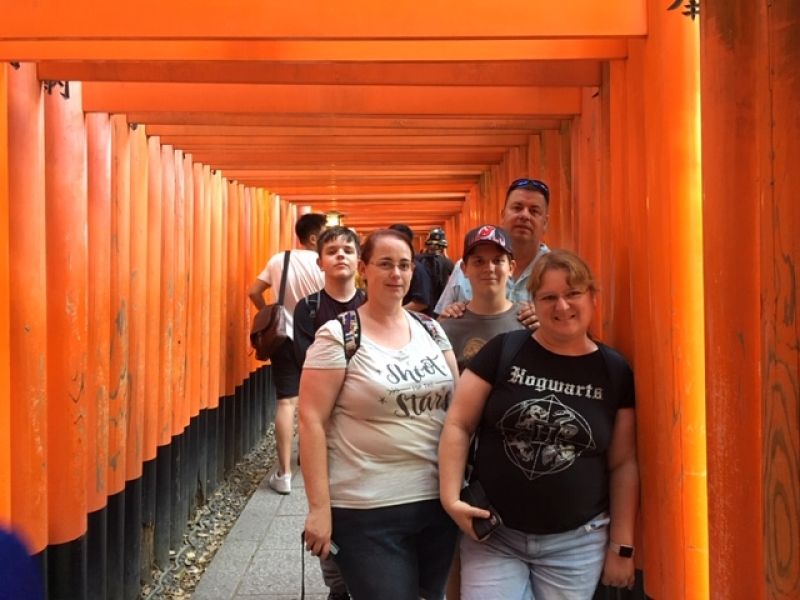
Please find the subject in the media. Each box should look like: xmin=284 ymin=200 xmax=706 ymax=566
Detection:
xmin=439 ymin=225 xmax=525 ymax=372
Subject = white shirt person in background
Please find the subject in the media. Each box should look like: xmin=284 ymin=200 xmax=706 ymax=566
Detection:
xmin=247 ymin=212 xmax=326 ymax=495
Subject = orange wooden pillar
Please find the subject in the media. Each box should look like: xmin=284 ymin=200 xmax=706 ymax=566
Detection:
xmin=279 ymin=195 xmax=294 ymax=252
xmin=268 ymin=192 xmax=281 ymax=260
xmin=158 ymin=143 xmax=177 ymax=562
xmin=85 ymin=111 xmax=112 ymax=600
xmin=701 ymin=2 xmax=800 ymax=598
xmin=241 ymin=186 xmax=255 ymax=452
xmin=533 ymin=128 xmax=572 ymax=251
xmin=44 ymin=80 xmax=89 ymax=598
xmin=155 ymin=145 xmax=181 ymax=556
xmin=143 ymin=134 xmax=164 ymax=570
xmin=6 ymin=63 xmax=48 ymax=564
xmin=225 ymin=181 xmax=240 ymax=467
xmin=0 ymin=63 xmax=10 ymax=531
xmin=572 ymin=82 xmax=616 ymax=340
xmin=179 ymin=152 xmax=201 ymax=525
xmin=218 ymin=179 xmax=234 ymax=473
xmin=207 ymin=169 xmax=224 ymax=488
xmin=104 ymin=115 xmax=132 ymax=597
xmin=603 ymin=62 xmax=635 ymax=356
xmin=192 ymin=162 xmax=211 ymax=498
xmin=623 ymin=5 xmax=708 ymax=598
xmin=127 ymin=122 xmax=148 ymax=591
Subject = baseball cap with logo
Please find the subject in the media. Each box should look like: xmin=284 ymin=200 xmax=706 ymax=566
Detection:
xmin=462 ymin=225 xmax=513 ymax=258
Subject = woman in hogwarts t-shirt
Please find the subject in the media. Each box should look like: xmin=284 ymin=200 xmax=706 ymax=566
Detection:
xmin=439 ymin=249 xmax=639 ymax=600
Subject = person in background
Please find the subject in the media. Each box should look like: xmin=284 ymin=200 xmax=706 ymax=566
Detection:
xmin=293 ymin=225 xmax=365 ymax=600
xmin=435 ymin=178 xmax=551 ymax=326
xmin=248 ymin=212 xmax=327 ymax=495
xmin=294 ymin=226 xmax=365 ymax=368
xmin=388 ymin=223 xmax=434 ymax=315
xmin=439 ymin=225 xmax=525 ymax=372
xmin=418 ymin=227 xmax=454 ymax=316
xmin=300 ymin=229 xmax=459 ymax=600
xmin=439 ymin=250 xmax=639 ymax=599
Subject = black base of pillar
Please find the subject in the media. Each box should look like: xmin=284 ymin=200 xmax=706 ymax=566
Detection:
xmin=106 ymin=488 xmax=125 ymax=599
xmin=86 ymin=506 xmax=107 ymax=600
xmin=123 ymin=476 xmax=142 ymax=600
xmin=47 ymin=535 xmax=87 ymax=600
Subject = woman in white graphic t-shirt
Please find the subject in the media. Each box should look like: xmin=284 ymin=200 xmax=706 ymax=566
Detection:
xmin=299 ymin=229 xmax=460 ymax=600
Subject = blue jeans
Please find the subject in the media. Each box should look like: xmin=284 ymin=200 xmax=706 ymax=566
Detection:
xmin=331 ymin=499 xmax=458 ymax=600
xmin=459 ymin=513 xmax=610 ymax=600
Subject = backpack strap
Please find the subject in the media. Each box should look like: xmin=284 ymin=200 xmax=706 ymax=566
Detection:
xmin=406 ymin=310 xmax=446 ymax=345
xmin=335 ymin=309 xmax=443 ymax=365
xmin=494 ymin=329 xmax=531 ymax=387
xmin=308 ymin=289 xmax=322 ymax=328
xmin=336 ymin=309 xmax=361 ymax=363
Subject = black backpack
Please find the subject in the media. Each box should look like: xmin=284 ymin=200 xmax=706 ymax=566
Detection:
xmin=418 ymin=253 xmax=451 ymax=306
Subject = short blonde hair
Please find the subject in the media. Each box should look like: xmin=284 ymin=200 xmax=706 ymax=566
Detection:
xmin=528 ymin=250 xmax=597 ymax=297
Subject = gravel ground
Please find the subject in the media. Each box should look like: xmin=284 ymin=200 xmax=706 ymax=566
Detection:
xmin=140 ymin=426 xmax=277 ymax=599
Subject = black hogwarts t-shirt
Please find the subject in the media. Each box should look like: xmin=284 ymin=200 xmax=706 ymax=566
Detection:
xmin=468 ymin=333 xmax=635 ymax=534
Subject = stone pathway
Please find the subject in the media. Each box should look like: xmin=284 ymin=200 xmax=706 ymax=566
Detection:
xmin=193 ymin=468 xmax=327 ymax=600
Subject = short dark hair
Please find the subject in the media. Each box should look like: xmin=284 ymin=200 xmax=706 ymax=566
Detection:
xmin=388 ymin=223 xmax=414 ymax=243
xmin=317 ymin=226 xmax=361 ymax=256
xmin=361 ymin=229 xmax=415 ymax=264
xmin=295 ymin=213 xmax=327 ymax=244
xmin=505 ymin=178 xmax=550 ymax=206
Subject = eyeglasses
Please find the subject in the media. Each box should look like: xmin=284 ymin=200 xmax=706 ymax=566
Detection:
xmin=369 ymin=260 xmax=414 ymax=272
xmin=534 ymin=289 xmax=588 ymax=306
xmin=507 ymin=178 xmax=550 ymax=201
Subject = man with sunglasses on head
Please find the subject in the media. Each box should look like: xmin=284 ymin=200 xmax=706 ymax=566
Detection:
xmin=434 ymin=178 xmax=551 ymax=326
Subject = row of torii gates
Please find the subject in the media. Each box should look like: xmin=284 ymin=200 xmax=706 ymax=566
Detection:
xmin=0 ymin=2 xmax=798 ymax=599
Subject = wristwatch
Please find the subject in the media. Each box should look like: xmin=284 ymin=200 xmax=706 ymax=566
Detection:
xmin=608 ymin=541 xmax=635 ymax=558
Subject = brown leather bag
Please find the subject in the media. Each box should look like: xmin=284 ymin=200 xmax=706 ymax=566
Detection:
xmin=250 ymin=251 xmax=291 ymax=361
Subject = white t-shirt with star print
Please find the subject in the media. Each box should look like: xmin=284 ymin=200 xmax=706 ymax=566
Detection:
xmin=303 ymin=311 xmax=453 ymax=509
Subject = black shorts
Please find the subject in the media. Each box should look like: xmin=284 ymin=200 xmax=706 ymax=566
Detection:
xmin=270 ymin=337 xmax=301 ymax=400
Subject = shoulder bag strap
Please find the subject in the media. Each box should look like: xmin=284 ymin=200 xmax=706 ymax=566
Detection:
xmin=277 ymin=250 xmax=291 ymax=306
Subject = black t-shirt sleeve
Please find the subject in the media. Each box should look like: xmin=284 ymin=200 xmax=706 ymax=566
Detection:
xmin=465 ymin=332 xmax=506 ymax=383
xmin=600 ymin=344 xmax=636 ymax=409
xmin=293 ymin=297 xmax=315 ymax=366
xmin=619 ymin=362 xmax=636 ymax=409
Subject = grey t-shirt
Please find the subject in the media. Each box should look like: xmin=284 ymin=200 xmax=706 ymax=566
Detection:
xmin=439 ymin=305 xmax=525 ymax=372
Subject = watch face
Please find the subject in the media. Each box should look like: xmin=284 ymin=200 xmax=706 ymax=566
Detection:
xmin=619 ymin=545 xmax=634 ymax=558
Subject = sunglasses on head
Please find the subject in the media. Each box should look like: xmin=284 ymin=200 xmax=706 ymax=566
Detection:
xmin=507 ymin=178 xmax=550 ymax=201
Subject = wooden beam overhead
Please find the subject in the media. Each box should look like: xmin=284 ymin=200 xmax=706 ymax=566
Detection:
xmin=156 ymin=134 xmax=533 ymax=147
xmin=132 ymin=114 xmax=563 ymax=129
xmin=0 ymin=1 xmax=645 ymax=39
xmin=241 ymin=182 xmax=478 ymax=195
xmin=82 ymin=82 xmax=582 ymax=115
xmin=0 ymin=39 xmax=628 ymax=62
xmin=146 ymin=124 xmax=550 ymax=137
xmin=37 ymin=60 xmax=603 ymax=86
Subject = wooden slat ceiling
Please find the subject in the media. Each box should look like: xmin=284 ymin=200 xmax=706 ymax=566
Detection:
xmin=1 ymin=0 xmax=646 ymax=234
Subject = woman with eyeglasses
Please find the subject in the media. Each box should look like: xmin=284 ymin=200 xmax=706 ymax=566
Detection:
xmin=299 ymin=229 xmax=460 ymax=600
xmin=439 ymin=250 xmax=639 ymax=600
